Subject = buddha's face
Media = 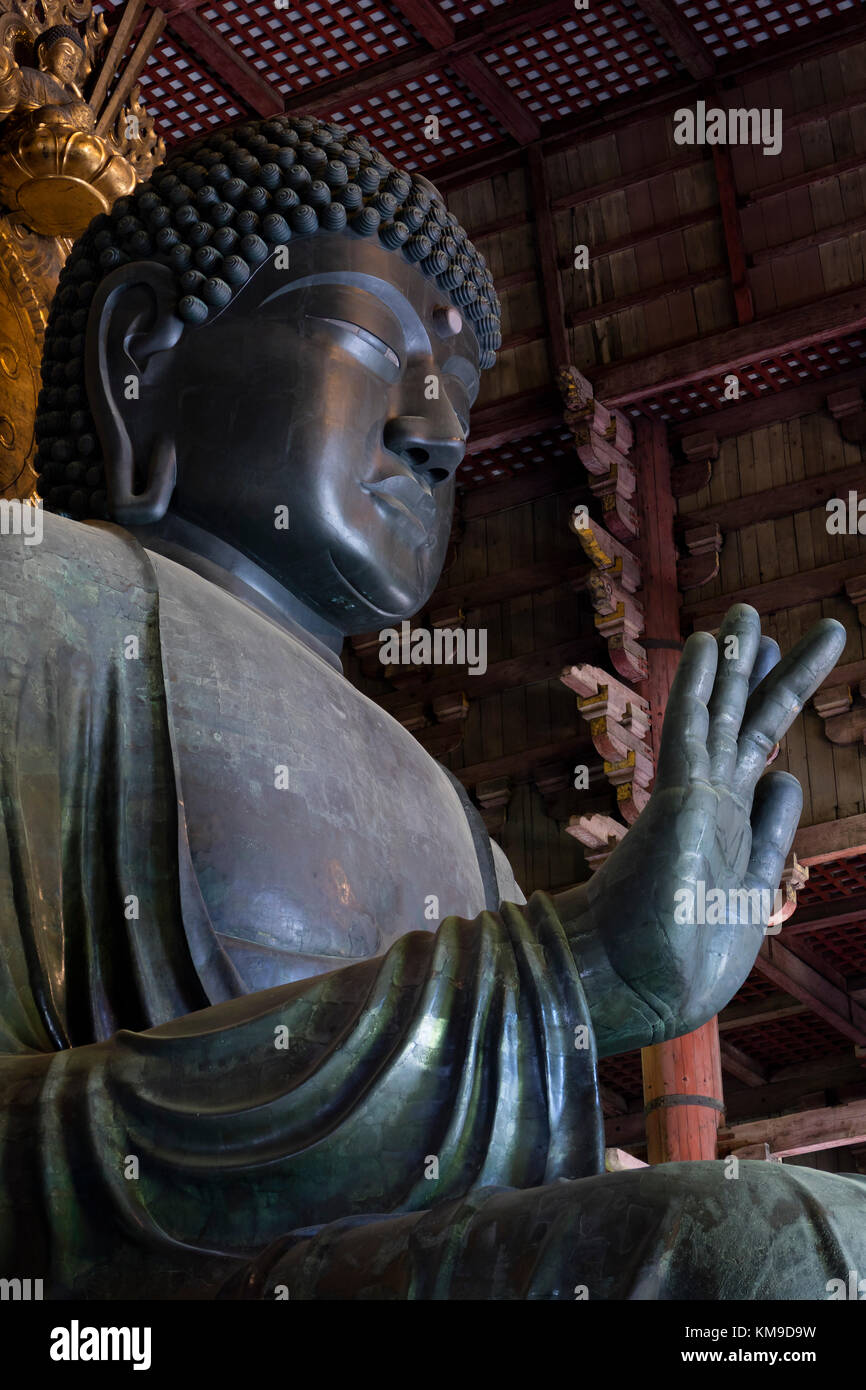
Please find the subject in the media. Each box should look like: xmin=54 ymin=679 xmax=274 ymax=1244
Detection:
xmin=41 ymin=38 xmax=81 ymax=84
xmin=164 ymin=233 xmax=480 ymax=630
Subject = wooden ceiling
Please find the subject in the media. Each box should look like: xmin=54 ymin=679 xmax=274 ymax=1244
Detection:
xmin=98 ymin=0 xmax=866 ymax=489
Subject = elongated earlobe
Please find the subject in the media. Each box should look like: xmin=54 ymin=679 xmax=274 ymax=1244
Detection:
xmin=111 ymin=434 xmax=177 ymax=526
xmin=84 ymin=261 xmax=184 ymax=525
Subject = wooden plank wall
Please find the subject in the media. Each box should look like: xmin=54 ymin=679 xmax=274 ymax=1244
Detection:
xmin=451 ymin=38 xmax=866 ymax=395
xmin=679 ymin=409 xmax=866 ymax=829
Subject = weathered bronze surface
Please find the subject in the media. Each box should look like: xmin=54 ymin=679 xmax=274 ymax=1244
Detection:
xmin=1 ymin=112 xmax=864 ymax=1300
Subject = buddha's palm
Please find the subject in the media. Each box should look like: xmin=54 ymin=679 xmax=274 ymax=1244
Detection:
xmin=562 ymin=604 xmax=846 ymax=1055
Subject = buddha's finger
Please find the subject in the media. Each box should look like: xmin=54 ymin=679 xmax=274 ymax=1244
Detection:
xmin=748 ymin=635 xmax=781 ymax=696
xmin=744 ymin=770 xmax=802 ymax=906
xmin=654 ymin=630 xmax=716 ymax=790
xmin=731 ymin=619 xmax=846 ymax=800
xmin=706 ymin=605 xmax=763 ymax=787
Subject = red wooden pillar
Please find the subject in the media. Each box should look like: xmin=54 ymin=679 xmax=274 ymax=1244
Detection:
xmin=635 ymin=418 xmax=725 ymax=1163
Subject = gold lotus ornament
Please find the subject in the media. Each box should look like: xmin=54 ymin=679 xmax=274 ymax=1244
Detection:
xmin=0 ymin=0 xmax=166 ymax=498
xmin=0 ymin=116 xmax=136 ymax=236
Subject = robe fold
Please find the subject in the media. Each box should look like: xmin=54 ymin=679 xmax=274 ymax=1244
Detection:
xmin=0 ymin=514 xmax=602 ymax=1296
xmin=2 ymin=513 xmax=865 ymax=1301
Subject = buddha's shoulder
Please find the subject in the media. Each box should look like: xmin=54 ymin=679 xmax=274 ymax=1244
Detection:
xmin=0 ymin=509 xmax=158 ymax=631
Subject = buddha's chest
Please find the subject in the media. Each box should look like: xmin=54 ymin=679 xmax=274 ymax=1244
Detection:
xmin=151 ymin=555 xmax=488 ymax=991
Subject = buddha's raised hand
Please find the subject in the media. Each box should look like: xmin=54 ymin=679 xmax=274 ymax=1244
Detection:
xmin=556 ymin=604 xmax=846 ymax=1058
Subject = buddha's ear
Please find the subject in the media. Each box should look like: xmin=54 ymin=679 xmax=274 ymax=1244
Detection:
xmin=84 ymin=261 xmax=185 ymax=526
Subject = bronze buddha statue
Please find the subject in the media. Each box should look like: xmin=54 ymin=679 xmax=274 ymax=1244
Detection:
xmin=0 ymin=113 xmax=863 ymax=1300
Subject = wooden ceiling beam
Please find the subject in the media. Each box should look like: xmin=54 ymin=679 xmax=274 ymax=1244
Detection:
xmin=442 ymin=15 xmax=866 ymax=187
xmin=571 ymin=265 xmax=726 ymax=328
xmin=379 ymin=637 xmax=602 ymax=713
xmin=392 ymin=0 xmax=541 ymax=142
xmin=711 ymin=146 xmax=753 ymax=324
xmin=752 ymin=210 xmax=866 ymax=266
xmin=451 ymin=52 xmax=541 ymax=143
xmin=636 ymin=0 xmax=715 ymax=81
xmin=452 ymin=736 xmax=595 ymax=790
xmin=785 ymin=891 xmax=866 ymax=937
xmin=725 ymin=1055 xmax=866 ymax=1124
xmin=461 ymin=461 xmax=585 ymax=519
xmin=166 ymin=9 xmax=283 ymax=116
xmin=674 ymin=461 xmax=866 ymax=537
xmin=668 ymin=366 xmax=866 ymax=441
xmin=744 ymin=150 xmax=866 ymax=206
xmin=795 ymin=813 xmax=866 ymax=867
xmin=756 ymin=936 xmax=866 ymax=1047
xmin=527 ymin=146 xmax=570 ymax=371
xmin=431 ymin=562 xmax=590 ymax=616
xmin=282 ymin=0 xmax=572 ymax=122
xmin=718 ymin=991 xmax=806 ymax=1032
xmin=563 ymin=207 xmax=718 ymax=264
xmin=720 ymin=1039 xmax=768 ymax=1088
xmin=465 ymin=388 xmax=563 ymax=453
xmin=684 ymin=553 xmax=866 ymax=625
xmin=393 ymin=0 xmax=456 ymax=48
xmin=590 ymin=281 xmax=866 ymax=406
xmin=718 ymin=1096 xmax=866 ymax=1158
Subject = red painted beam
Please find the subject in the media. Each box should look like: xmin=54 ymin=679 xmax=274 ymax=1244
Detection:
xmin=394 ymin=0 xmax=456 ymax=47
xmin=637 ymin=0 xmax=715 ymax=80
xmin=571 ymin=265 xmax=727 ymax=328
xmin=465 ymin=387 xmax=563 ymax=452
xmin=168 ymin=10 xmax=283 ymax=116
xmin=527 ymin=146 xmax=570 ymax=369
xmin=665 ymin=365 xmax=866 ymax=440
xmin=589 ymin=281 xmax=866 ymax=406
xmin=451 ymin=52 xmax=541 ymax=144
xmin=712 ymin=146 xmax=754 ymax=325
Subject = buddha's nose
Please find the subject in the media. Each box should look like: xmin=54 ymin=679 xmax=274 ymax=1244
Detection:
xmin=382 ymin=415 xmax=465 ymax=486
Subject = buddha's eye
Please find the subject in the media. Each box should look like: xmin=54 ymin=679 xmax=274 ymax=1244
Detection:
xmin=307 ymin=315 xmax=401 ymax=369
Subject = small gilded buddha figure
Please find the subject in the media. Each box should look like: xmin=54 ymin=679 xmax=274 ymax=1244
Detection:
xmin=1 ymin=113 xmax=864 ymax=1301
xmin=0 ymin=24 xmax=94 ymax=132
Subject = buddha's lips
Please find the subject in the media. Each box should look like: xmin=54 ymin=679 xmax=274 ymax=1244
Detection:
xmin=362 ymin=475 xmax=437 ymax=533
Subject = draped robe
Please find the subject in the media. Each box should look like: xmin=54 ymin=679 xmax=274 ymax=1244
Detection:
xmin=1 ymin=513 xmax=864 ymax=1300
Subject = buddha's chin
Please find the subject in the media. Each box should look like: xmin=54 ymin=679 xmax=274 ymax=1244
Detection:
xmin=329 ymin=549 xmax=436 ymax=628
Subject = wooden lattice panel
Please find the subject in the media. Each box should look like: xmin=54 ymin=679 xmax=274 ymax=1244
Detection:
xmin=599 ymin=1052 xmax=644 ymax=1099
xmin=200 ymin=0 xmax=420 ymax=96
xmin=799 ymin=923 xmax=866 ymax=975
xmin=482 ymin=0 xmax=678 ymax=123
xmin=137 ymin=37 xmax=244 ymax=142
xmin=329 ymin=67 xmax=506 ymax=170
xmin=458 ymin=424 xmax=575 ymax=487
xmin=798 ymin=852 xmax=866 ymax=904
xmin=732 ymin=1010 xmax=853 ymax=1066
xmin=732 ymin=972 xmax=781 ymax=1001
xmin=673 ymin=0 xmax=860 ymax=61
xmin=439 ymin=0 xmax=510 ymax=23
xmin=631 ymin=332 xmax=866 ymax=423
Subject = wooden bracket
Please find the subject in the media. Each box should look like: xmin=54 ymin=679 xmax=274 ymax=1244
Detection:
xmin=562 ymin=664 xmax=654 ymax=822
xmin=845 ymin=575 xmax=866 ymax=627
xmin=678 ymin=522 xmax=723 ymax=590
xmin=827 ymin=386 xmax=866 ymax=443
xmin=768 ymin=852 xmax=809 ymax=927
xmin=566 ymin=812 xmax=628 ymax=870
xmin=671 ymin=431 xmax=719 ymax=499
xmin=476 ymin=775 xmax=511 ymax=836
xmin=814 ymin=678 xmax=866 ymax=746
